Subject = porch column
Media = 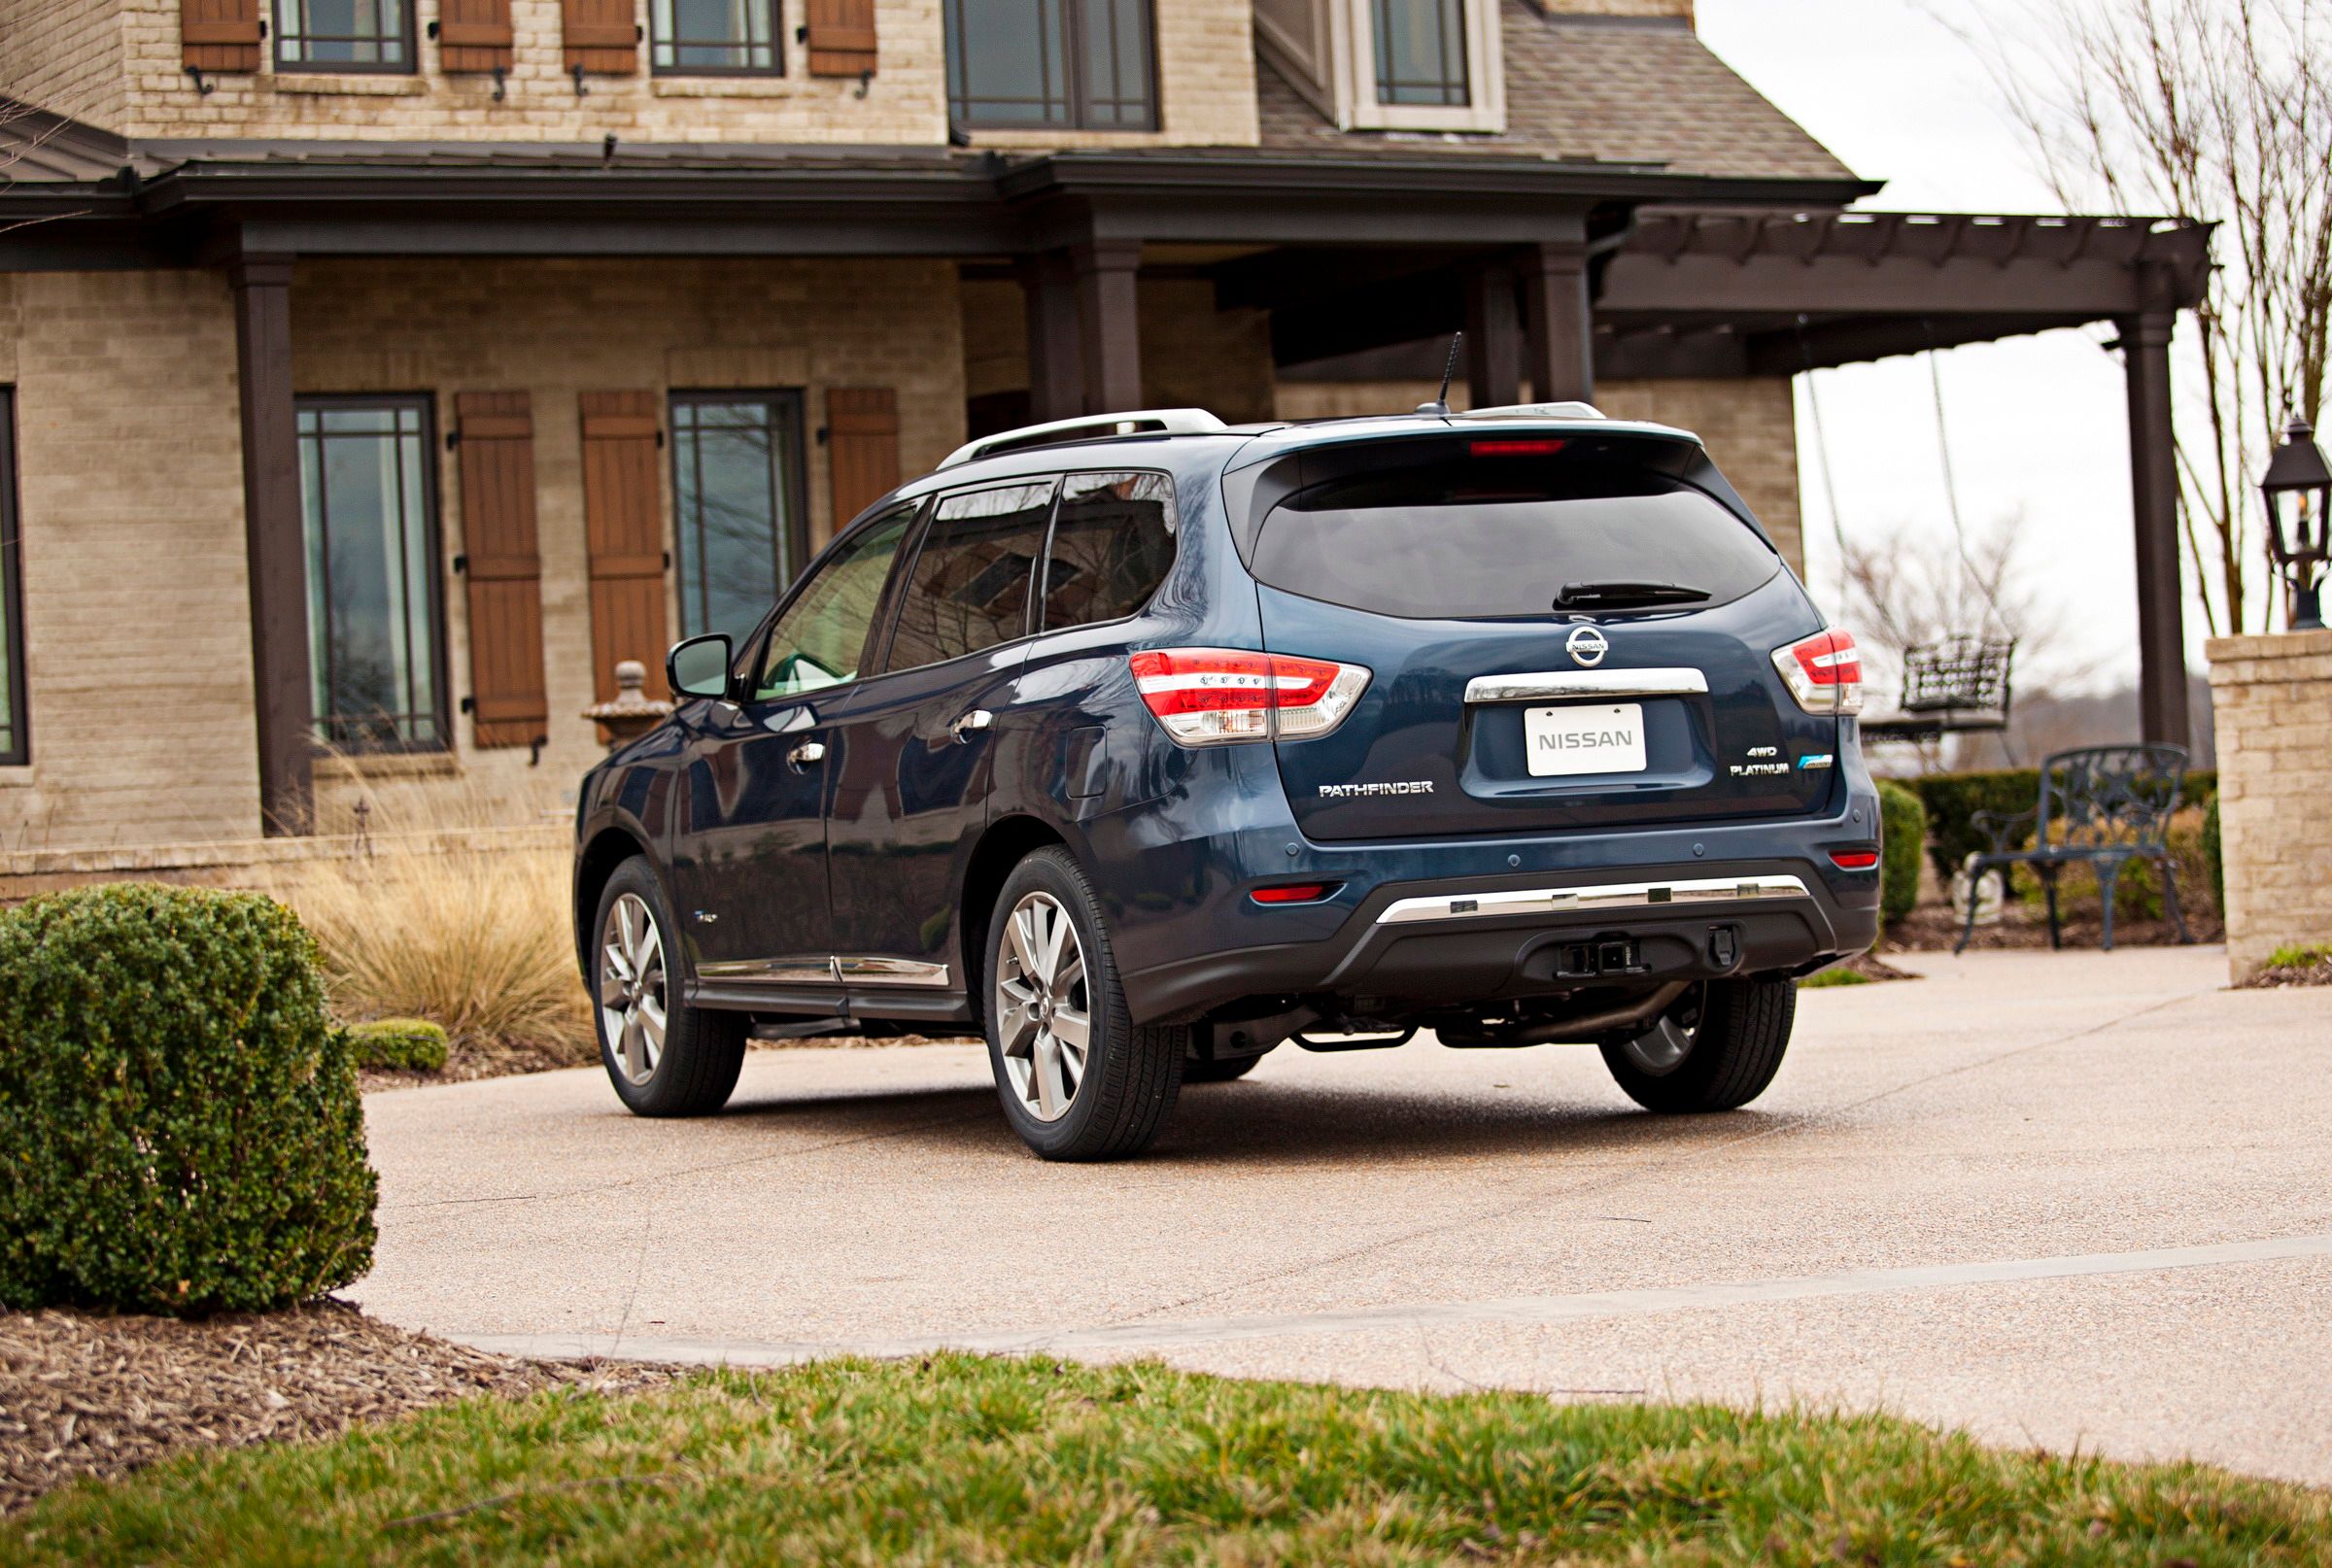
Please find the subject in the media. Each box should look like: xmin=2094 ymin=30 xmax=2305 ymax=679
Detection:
xmin=2119 ymin=278 xmax=2191 ymax=749
xmin=1018 ymin=250 xmax=1083 ymax=424
xmin=1464 ymin=260 xmax=1522 ymax=410
xmin=230 ymin=254 xmax=315 ymax=835
xmin=1072 ymin=238 xmax=1144 ymax=416
xmin=1522 ymin=240 xmax=1594 ymax=405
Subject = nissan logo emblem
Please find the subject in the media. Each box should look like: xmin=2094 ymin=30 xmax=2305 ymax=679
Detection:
xmin=1565 ymin=626 xmax=1610 ymax=668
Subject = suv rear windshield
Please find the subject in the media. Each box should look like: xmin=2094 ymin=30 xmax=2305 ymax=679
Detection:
xmin=1252 ymin=457 xmax=1780 ymax=620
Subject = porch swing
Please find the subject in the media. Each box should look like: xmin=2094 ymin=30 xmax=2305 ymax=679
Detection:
xmin=1809 ymin=337 xmax=2018 ymax=750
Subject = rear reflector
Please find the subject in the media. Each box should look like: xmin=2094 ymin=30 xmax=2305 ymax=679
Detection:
xmin=1830 ymin=849 xmax=1881 ymax=870
xmin=1251 ymin=882 xmax=1342 ymax=904
xmin=1128 ymin=648 xmax=1371 ymax=746
xmin=1469 ymin=438 xmax=1566 ymax=457
xmin=1771 ymin=629 xmax=1866 ymax=716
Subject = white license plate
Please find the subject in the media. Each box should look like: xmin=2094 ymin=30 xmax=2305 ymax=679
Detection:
xmin=1523 ymin=703 xmax=1647 ymax=777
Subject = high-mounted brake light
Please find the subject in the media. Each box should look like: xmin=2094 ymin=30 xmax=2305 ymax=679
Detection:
xmin=1469 ymin=438 xmax=1567 ymax=458
xmin=1830 ymin=849 xmax=1881 ymax=870
xmin=1128 ymin=648 xmax=1372 ymax=746
xmin=1771 ymin=629 xmax=1865 ymax=716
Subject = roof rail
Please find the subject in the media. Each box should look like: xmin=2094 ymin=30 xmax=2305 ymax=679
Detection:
xmin=1452 ymin=401 xmax=1607 ymax=422
xmin=938 ymin=408 xmax=1227 ymax=469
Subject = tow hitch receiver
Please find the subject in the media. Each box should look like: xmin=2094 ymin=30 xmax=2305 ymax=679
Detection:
xmin=1555 ymin=936 xmax=1645 ymax=979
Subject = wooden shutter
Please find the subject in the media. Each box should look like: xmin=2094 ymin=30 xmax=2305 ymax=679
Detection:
xmin=826 ymin=388 xmax=901 ymax=531
xmin=563 ymin=0 xmax=639 ymax=73
xmin=579 ymin=392 xmax=669 ymax=703
xmin=454 ymin=392 xmax=550 ymax=749
xmin=438 ymin=0 xmax=514 ymax=71
xmin=805 ymin=0 xmax=877 ymax=76
xmin=182 ymin=0 xmax=260 ymax=71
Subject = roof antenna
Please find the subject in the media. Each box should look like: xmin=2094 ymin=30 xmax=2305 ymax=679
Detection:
xmin=1415 ymin=331 xmax=1463 ymax=418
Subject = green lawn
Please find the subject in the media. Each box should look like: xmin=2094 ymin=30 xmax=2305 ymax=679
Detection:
xmin=8 ymin=1355 xmax=2327 ymax=1565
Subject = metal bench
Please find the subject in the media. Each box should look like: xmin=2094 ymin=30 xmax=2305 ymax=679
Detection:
xmin=1955 ymin=744 xmax=2195 ymax=954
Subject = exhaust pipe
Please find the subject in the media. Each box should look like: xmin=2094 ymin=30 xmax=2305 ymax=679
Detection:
xmin=1439 ymin=981 xmax=1691 ymax=1049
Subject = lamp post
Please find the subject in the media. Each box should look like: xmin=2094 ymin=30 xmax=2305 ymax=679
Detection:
xmin=2262 ymin=417 xmax=2330 ymax=631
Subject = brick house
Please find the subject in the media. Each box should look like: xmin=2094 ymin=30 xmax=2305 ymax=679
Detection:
xmin=0 ymin=0 xmax=2209 ymax=849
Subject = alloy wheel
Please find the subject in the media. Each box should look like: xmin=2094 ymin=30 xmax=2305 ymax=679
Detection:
xmin=600 ymin=892 xmax=668 ymax=1085
xmin=994 ymin=891 xmax=1092 ymax=1122
xmin=1620 ymin=984 xmax=1704 ymax=1077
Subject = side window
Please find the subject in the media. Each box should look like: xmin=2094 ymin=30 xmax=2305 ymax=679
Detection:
xmin=879 ymin=480 xmax=1056 ymax=674
xmin=1042 ymin=471 xmax=1177 ymax=631
xmin=754 ymin=503 xmax=915 ymax=700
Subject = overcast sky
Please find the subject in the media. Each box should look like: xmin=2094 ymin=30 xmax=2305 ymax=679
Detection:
xmin=1694 ymin=0 xmax=2172 ymax=692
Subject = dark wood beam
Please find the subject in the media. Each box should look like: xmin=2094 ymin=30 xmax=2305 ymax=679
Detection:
xmin=1072 ymin=238 xmax=1143 ymax=415
xmin=1523 ymin=241 xmax=1594 ymax=403
xmin=1018 ymin=250 xmax=1081 ymax=423
xmin=1601 ymin=252 xmax=2176 ymax=321
xmin=228 ymin=253 xmax=315 ymax=835
xmin=2120 ymin=278 xmax=2191 ymax=749
xmin=1737 ymin=313 xmax=2083 ymax=375
xmin=1464 ymin=262 xmax=1522 ymax=408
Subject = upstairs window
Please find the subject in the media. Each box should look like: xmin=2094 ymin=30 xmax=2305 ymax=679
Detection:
xmin=669 ymin=392 xmax=807 ymax=645
xmin=943 ymin=0 xmax=1156 ymax=131
xmin=0 ymin=389 xmax=23 ymax=767
xmin=297 ymin=397 xmax=445 ymax=751
xmin=274 ymin=0 xmax=415 ymax=70
xmin=651 ymin=0 xmax=783 ymax=73
xmin=1371 ymin=0 xmax=1467 ymax=106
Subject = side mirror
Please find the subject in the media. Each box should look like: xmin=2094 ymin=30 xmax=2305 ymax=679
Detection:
xmin=667 ymin=634 xmax=734 ymax=700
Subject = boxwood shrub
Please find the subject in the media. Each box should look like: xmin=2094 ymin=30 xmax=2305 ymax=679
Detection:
xmin=0 ymin=883 xmax=378 ymax=1315
xmin=1875 ymin=780 xmax=1926 ymax=925
xmin=348 ymin=1016 xmax=451 ymax=1073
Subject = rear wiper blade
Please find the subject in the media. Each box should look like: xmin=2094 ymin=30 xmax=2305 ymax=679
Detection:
xmin=1555 ymin=580 xmax=1712 ymax=608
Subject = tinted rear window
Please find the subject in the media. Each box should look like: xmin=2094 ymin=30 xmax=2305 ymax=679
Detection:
xmin=1252 ymin=459 xmax=1780 ymax=620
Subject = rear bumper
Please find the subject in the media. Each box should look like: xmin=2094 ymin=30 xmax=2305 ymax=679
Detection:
xmin=1091 ymin=745 xmax=1882 ymax=1023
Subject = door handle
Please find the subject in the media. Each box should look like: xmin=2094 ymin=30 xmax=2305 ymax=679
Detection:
xmin=787 ymin=740 xmax=827 ymax=768
xmin=950 ymin=709 xmax=995 ymax=743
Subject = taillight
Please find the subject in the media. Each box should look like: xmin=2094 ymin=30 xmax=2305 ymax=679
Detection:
xmin=1251 ymin=882 xmax=1341 ymax=904
xmin=1127 ymin=648 xmax=1371 ymax=746
xmin=1830 ymin=849 xmax=1880 ymax=870
xmin=1771 ymin=629 xmax=1865 ymax=716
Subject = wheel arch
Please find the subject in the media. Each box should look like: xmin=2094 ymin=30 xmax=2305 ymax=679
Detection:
xmin=958 ymin=813 xmax=1074 ymax=1032
xmin=574 ymin=825 xmax=656 ymax=979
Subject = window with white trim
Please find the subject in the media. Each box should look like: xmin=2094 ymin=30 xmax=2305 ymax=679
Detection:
xmin=1254 ymin=0 xmax=1504 ymax=133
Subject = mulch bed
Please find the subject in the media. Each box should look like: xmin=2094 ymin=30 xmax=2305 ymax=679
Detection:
xmin=1835 ymin=950 xmax=1919 ymax=982
xmin=360 ymin=1032 xmax=983 ymax=1093
xmin=1887 ymin=903 xmax=2219 ymax=954
xmin=0 ymin=1299 xmax=663 ymax=1514
xmin=2243 ymin=955 xmax=2332 ymax=988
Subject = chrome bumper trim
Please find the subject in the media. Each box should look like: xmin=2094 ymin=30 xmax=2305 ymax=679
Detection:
xmin=1375 ymin=873 xmax=1812 ymax=927
xmin=1462 ymin=667 xmax=1709 ymax=703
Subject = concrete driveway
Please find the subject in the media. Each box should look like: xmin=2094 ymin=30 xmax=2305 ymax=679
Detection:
xmin=353 ymin=945 xmax=2332 ymax=1486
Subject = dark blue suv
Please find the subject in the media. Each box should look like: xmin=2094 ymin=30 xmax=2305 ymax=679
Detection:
xmin=574 ymin=404 xmax=1880 ymax=1160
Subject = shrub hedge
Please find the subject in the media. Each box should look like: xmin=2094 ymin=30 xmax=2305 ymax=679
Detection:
xmin=0 ymin=883 xmax=378 ymax=1315
xmin=347 ymin=1016 xmax=451 ymax=1073
xmin=2203 ymin=794 xmax=2225 ymax=913
xmin=1875 ymin=781 xmax=1926 ymax=925
xmin=1910 ymin=766 xmax=2217 ymax=885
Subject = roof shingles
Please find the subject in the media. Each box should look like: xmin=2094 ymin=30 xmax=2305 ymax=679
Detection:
xmin=1258 ymin=2 xmax=1861 ymax=185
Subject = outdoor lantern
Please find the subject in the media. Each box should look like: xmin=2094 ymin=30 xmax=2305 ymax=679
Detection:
xmin=2261 ymin=416 xmax=2331 ymax=631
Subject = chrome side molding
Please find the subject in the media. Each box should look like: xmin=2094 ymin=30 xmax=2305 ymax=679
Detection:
xmin=1463 ymin=667 xmax=1709 ymax=704
xmin=696 ymin=954 xmax=954 ymax=988
xmin=1376 ymin=873 xmax=1811 ymax=927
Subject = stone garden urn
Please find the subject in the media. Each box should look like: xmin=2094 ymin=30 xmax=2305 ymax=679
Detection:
xmin=583 ymin=660 xmax=674 ymax=750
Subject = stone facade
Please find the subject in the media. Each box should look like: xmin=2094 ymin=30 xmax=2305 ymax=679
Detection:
xmin=1272 ymin=376 xmax=1807 ymax=576
xmin=2206 ymin=629 xmax=2332 ymax=982
xmin=0 ymin=0 xmax=1259 ymax=148
xmin=0 ymin=257 xmax=965 ymax=849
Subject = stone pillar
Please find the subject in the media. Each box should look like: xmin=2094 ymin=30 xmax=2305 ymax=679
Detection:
xmin=2120 ymin=283 xmax=2191 ymax=749
xmin=2206 ymin=628 xmax=2332 ymax=981
xmin=1522 ymin=240 xmax=1594 ymax=405
xmin=1018 ymin=250 xmax=1082 ymax=424
xmin=229 ymin=254 xmax=314 ymax=836
xmin=1072 ymin=238 xmax=1144 ymax=416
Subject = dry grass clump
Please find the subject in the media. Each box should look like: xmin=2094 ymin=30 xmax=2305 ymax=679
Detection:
xmin=269 ymin=776 xmax=591 ymax=1065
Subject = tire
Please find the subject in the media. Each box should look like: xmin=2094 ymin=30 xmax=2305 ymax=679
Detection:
xmin=1597 ymin=975 xmax=1796 ymax=1113
xmin=593 ymin=859 xmax=747 ymax=1117
xmin=983 ymin=846 xmax=1184 ymax=1160
xmin=1183 ymin=1051 xmax=1265 ymax=1083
